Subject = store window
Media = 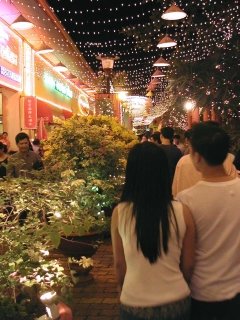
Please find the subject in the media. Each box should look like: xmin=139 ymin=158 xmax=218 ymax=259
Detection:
xmin=0 ymin=93 xmax=2 ymax=133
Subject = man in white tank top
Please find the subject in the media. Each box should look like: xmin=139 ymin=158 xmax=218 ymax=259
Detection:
xmin=177 ymin=123 xmax=240 ymax=320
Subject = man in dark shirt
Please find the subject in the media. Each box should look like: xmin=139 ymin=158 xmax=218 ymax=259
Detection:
xmin=7 ymin=132 xmax=43 ymax=178
xmin=159 ymin=127 xmax=182 ymax=183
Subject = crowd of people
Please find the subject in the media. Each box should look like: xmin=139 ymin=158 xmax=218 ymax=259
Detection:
xmin=111 ymin=122 xmax=240 ymax=320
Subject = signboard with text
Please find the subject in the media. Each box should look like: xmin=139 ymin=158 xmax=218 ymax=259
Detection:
xmin=0 ymin=22 xmax=22 ymax=91
xmin=23 ymin=96 xmax=37 ymax=129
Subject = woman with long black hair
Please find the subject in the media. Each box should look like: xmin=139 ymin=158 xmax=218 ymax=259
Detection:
xmin=111 ymin=142 xmax=196 ymax=320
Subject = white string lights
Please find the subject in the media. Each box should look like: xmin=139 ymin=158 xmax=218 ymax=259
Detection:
xmin=40 ymin=0 xmax=239 ymax=120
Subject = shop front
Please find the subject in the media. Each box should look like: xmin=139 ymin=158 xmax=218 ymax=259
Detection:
xmin=35 ymin=55 xmax=91 ymax=138
xmin=0 ymin=20 xmax=23 ymax=144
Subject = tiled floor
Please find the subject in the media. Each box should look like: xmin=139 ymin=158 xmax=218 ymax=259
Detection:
xmin=71 ymin=239 xmax=120 ymax=320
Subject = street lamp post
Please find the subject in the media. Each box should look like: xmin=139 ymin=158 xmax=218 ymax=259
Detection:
xmin=96 ymin=55 xmax=119 ymax=93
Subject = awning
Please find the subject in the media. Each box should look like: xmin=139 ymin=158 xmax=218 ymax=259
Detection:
xmin=37 ymin=100 xmax=53 ymax=123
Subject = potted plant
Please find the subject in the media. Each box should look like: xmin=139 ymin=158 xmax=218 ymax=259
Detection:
xmin=68 ymin=257 xmax=94 ymax=285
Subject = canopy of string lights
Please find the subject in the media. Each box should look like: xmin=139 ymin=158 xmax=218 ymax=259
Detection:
xmin=46 ymin=0 xmax=239 ymax=123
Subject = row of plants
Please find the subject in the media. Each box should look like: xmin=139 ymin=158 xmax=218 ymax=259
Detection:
xmin=0 ymin=115 xmax=138 ymax=319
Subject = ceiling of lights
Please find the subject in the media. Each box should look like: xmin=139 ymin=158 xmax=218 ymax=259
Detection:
xmin=44 ymin=0 xmax=239 ymax=96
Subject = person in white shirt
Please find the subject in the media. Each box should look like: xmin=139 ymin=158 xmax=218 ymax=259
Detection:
xmin=111 ymin=142 xmax=195 ymax=320
xmin=177 ymin=122 xmax=240 ymax=320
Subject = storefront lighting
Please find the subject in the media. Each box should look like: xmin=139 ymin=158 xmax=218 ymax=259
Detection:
xmin=36 ymin=96 xmax=73 ymax=112
xmin=11 ymin=15 xmax=34 ymax=30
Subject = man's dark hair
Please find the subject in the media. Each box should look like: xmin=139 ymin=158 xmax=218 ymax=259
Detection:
xmin=190 ymin=122 xmax=230 ymax=166
xmin=151 ymin=132 xmax=161 ymax=144
xmin=161 ymin=127 xmax=174 ymax=141
xmin=184 ymin=129 xmax=192 ymax=140
xmin=32 ymin=138 xmax=40 ymax=146
xmin=15 ymin=132 xmax=30 ymax=144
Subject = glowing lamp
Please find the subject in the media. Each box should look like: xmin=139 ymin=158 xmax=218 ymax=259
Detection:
xmin=53 ymin=62 xmax=68 ymax=73
xmin=37 ymin=44 xmax=54 ymax=54
xmin=161 ymin=4 xmax=187 ymax=21
xmin=152 ymin=69 xmax=165 ymax=78
xmin=11 ymin=15 xmax=34 ymax=30
xmin=184 ymin=99 xmax=196 ymax=111
xmin=96 ymin=55 xmax=119 ymax=93
xmin=157 ymin=35 xmax=177 ymax=48
xmin=96 ymin=55 xmax=119 ymax=72
xmin=153 ymin=57 xmax=170 ymax=67
xmin=118 ymin=91 xmax=128 ymax=100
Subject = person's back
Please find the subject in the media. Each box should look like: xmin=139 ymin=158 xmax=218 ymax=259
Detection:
xmin=172 ymin=152 xmax=238 ymax=197
xmin=177 ymin=123 xmax=240 ymax=320
xmin=118 ymin=200 xmax=189 ymax=307
xmin=111 ymin=142 xmax=195 ymax=320
xmin=160 ymin=127 xmax=182 ymax=183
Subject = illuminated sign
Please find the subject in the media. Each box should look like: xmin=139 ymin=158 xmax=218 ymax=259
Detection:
xmin=23 ymin=96 xmax=37 ymax=129
xmin=0 ymin=44 xmax=18 ymax=65
xmin=125 ymin=96 xmax=148 ymax=117
xmin=44 ymin=73 xmax=73 ymax=98
xmin=23 ymin=43 xmax=34 ymax=95
xmin=0 ymin=22 xmax=22 ymax=90
xmin=0 ymin=66 xmax=21 ymax=82
xmin=78 ymin=93 xmax=90 ymax=115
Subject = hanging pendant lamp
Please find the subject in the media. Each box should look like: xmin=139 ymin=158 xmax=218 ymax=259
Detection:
xmin=157 ymin=35 xmax=177 ymax=48
xmin=153 ymin=57 xmax=170 ymax=67
xmin=11 ymin=15 xmax=34 ymax=30
xmin=53 ymin=62 xmax=68 ymax=72
xmin=161 ymin=4 xmax=187 ymax=21
xmin=152 ymin=70 xmax=165 ymax=78
xmin=150 ymin=78 xmax=161 ymax=85
xmin=36 ymin=43 xmax=54 ymax=54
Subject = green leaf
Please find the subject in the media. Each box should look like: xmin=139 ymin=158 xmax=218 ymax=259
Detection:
xmin=49 ymin=232 xmax=61 ymax=248
xmin=62 ymin=224 xmax=74 ymax=236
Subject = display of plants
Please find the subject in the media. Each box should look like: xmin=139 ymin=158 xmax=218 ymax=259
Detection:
xmin=0 ymin=115 xmax=137 ymax=316
xmin=43 ymin=115 xmax=137 ymax=204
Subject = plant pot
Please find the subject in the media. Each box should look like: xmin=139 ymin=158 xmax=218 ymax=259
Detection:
xmin=58 ymin=233 xmax=100 ymax=258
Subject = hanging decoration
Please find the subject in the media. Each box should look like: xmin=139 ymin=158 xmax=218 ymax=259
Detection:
xmin=45 ymin=0 xmax=239 ymax=124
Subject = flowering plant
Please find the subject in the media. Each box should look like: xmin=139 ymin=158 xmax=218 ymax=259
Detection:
xmin=68 ymin=256 xmax=93 ymax=269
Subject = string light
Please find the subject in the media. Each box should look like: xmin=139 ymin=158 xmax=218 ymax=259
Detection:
xmin=39 ymin=0 xmax=239 ymax=123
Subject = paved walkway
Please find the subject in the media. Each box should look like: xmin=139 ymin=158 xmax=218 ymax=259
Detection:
xmin=71 ymin=239 xmax=120 ymax=320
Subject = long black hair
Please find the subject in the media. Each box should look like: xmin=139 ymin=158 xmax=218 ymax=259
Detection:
xmin=120 ymin=142 xmax=177 ymax=263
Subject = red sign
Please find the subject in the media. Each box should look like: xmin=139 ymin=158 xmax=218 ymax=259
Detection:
xmin=24 ymin=96 xmax=37 ymax=129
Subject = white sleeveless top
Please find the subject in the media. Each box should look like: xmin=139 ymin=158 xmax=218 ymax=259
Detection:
xmin=118 ymin=201 xmax=190 ymax=307
xmin=177 ymin=178 xmax=240 ymax=301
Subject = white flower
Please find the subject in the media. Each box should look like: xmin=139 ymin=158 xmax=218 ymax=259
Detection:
xmin=79 ymin=256 xmax=94 ymax=269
